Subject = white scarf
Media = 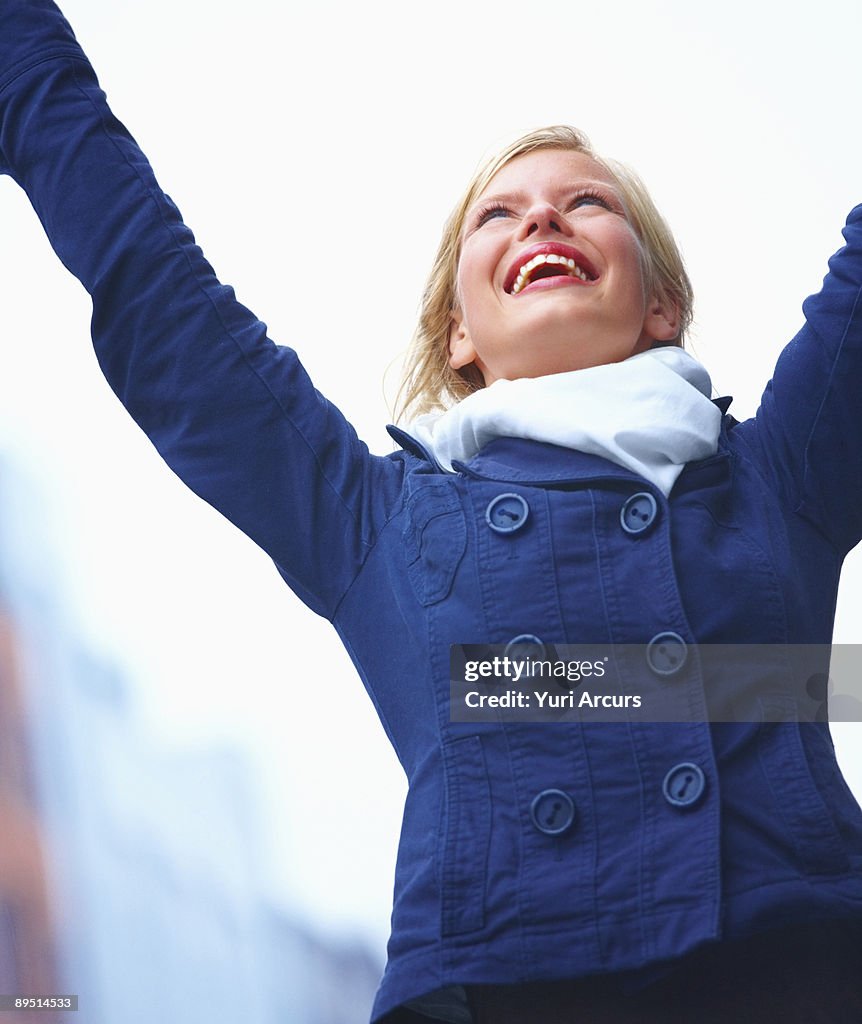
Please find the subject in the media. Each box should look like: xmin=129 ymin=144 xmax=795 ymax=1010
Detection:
xmin=406 ymin=347 xmax=722 ymax=497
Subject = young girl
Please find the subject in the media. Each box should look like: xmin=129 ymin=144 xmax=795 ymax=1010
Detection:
xmin=1 ymin=3 xmax=861 ymax=1022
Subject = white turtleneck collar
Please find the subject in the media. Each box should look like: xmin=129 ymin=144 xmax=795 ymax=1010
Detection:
xmin=404 ymin=347 xmax=722 ymax=497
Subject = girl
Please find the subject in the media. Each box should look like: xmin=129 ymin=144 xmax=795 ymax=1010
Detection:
xmin=1 ymin=3 xmax=861 ymax=1022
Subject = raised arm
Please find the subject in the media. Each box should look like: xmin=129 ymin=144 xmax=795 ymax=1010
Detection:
xmin=0 ymin=1 xmax=400 ymax=618
xmin=733 ymin=205 xmax=862 ymax=554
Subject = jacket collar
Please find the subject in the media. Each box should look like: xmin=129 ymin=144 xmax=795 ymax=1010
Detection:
xmin=387 ymin=424 xmax=438 ymax=466
xmin=388 ymin=396 xmax=735 ymax=489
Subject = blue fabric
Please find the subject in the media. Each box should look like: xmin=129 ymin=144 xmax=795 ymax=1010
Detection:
xmin=2 ymin=5 xmax=862 ymax=1020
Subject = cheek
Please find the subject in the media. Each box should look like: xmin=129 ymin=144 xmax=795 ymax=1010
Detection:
xmin=623 ymin=228 xmax=647 ymax=282
xmin=612 ymin=232 xmax=648 ymax=306
xmin=457 ymin=236 xmax=500 ymax=299
xmin=455 ymin=258 xmax=485 ymax=326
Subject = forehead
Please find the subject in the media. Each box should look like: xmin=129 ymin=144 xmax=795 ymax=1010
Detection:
xmin=478 ymin=148 xmax=617 ymax=201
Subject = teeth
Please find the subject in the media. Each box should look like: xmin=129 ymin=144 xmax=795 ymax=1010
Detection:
xmin=510 ymin=252 xmax=591 ymax=293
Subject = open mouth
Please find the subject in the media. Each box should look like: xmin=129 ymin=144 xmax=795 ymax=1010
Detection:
xmin=504 ymin=243 xmax=598 ymax=295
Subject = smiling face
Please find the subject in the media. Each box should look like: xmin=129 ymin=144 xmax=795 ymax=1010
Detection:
xmin=449 ymin=149 xmax=679 ymax=385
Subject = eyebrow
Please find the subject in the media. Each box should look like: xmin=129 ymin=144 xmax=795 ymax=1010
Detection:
xmin=472 ymin=188 xmax=527 ymax=207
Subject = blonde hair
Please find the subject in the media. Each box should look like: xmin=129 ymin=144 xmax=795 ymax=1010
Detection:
xmin=396 ymin=126 xmax=693 ymax=421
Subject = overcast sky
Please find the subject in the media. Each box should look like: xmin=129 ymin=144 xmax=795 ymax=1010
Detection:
xmin=1 ymin=0 xmax=861 ymax=948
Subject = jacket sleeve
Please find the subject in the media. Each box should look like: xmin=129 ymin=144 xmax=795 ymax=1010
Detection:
xmin=0 ymin=1 xmax=399 ymax=619
xmin=733 ymin=205 xmax=862 ymax=555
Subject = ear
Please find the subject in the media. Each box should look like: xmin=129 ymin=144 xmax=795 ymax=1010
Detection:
xmin=642 ymin=295 xmax=680 ymax=343
xmin=448 ymin=309 xmax=478 ymax=370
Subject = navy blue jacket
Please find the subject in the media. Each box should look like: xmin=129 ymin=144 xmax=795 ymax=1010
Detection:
xmin=2 ymin=5 xmax=862 ymax=1020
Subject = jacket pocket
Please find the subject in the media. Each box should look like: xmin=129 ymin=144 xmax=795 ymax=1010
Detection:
xmin=440 ymin=735 xmax=492 ymax=936
xmin=403 ymin=484 xmax=467 ymax=606
xmin=799 ymin=721 xmax=862 ymax=850
xmin=758 ymin=696 xmax=850 ymax=875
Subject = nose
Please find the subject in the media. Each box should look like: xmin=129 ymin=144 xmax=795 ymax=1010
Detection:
xmin=517 ymin=201 xmax=573 ymax=240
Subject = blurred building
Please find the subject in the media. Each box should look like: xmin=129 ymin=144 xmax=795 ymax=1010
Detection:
xmin=0 ymin=460 xmax=381 ymax=1024
xmin=0 ymin=608 xmax=61 ymax=1024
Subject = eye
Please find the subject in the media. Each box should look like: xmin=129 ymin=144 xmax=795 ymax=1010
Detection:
xmin=474 ymin=202 xmax=511 ymax=228
xmin=568 ymin=188 xmax=616 ymax=212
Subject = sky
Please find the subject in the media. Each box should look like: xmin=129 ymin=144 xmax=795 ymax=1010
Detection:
xmin=1 ymin=0 xmax=862 ymax=950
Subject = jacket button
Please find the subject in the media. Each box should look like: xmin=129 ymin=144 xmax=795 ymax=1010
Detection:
xmin=662 ymin=763 xmax=706 ymax=808
xmin=620 ymin=491 xmax=658 ymax=535
xmin=646 ymin=632 xmax=688 ymax=676
xmin=530 ymin=789 xmax=576 ymax=835
xmin=505 ymin=635 xmax=547 ymax=680
xmin=486 ymin=493 xmax=530 ymax=534
xmin=504 ymin=634 xmax=546 ymax=660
